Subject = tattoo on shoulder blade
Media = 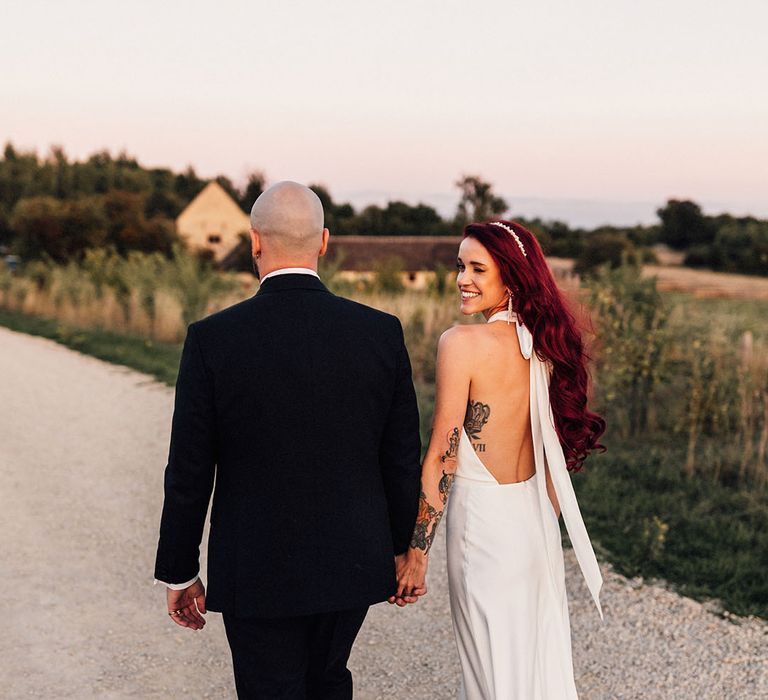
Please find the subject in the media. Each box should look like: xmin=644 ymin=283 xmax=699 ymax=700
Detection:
xmin=464 ymin=400 xmax=490 ymax=453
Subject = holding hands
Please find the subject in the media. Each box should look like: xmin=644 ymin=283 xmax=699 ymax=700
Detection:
xmin=388 ymin=550 xmax=428 ymax=607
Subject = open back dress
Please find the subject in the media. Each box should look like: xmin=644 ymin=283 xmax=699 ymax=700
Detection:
xmin=445 ymin=309 xmax=603 ymax=700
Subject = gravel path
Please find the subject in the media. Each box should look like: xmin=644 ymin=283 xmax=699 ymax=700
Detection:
xmin=1 ymin=325 xmax=766 ymax=699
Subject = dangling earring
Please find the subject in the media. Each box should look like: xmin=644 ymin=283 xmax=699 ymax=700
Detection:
xmin=506 ymin=290 xmax=513 ymax=324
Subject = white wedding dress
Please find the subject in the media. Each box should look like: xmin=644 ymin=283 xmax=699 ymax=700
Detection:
xmin=445 ymin=309 xmax=603 ymax=700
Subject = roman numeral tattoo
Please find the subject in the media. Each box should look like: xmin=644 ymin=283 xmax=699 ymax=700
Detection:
xmin=464 ymin=400 xmax=490 ymax=453
xmin=410 ymin=427 xmax=460 ymax=553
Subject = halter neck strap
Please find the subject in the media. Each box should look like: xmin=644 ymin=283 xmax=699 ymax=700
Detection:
xmin=486 ymin=307 xmax=603 ymax=618
xmin=486 ymin=309 xmax=513 ymax=324
xmin=486 ymin=309 xmax=533 ymax=360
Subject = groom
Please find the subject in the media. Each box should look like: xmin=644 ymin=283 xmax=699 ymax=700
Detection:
xmin=154 ymin=181 xmax=422 ymax=698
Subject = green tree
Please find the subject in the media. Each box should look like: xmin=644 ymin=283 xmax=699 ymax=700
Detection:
xmin=240 ymin=171 xmax=266 ymax=212
xmin=145 ymin=168 xmax=183 ymax=219
xmin=10 ymin=197 xmax=62 ymax=259
xmin=573 ymin=231 xmax=639 ymax=277
xmin=309 ymin=183 xmax=357 ymax=235
xmin=691 ymin=220 xmax=768 ymax=276
xmin=516 ymin=218 xmax=554 ymax=253
xmin=86 ymin=150 xmax=117 ymax=193
xmin=174 ymin=166 xmax=206 ymax=203
xmin=47 ymin=145 xmax=72 ymax=198
xmin=454 ymin=175 xmax=508 ymax=227
xmin=10 ymin=196 xmax=107 ymax=262
xmin=354 ymin=200 xmax=453 ymax=236
xmin=102 ymin=191 xmax=146 ymax=254
xmin=0 ymin=143 xmax=40 ymax=210
xmin=657 ymin=199 xmax=715 ymax=250
xmin=0 ymin=203 xmax=12 ymax=246
xmin=100 ymin=191 xmax=179 ymax=256
xmin=133 ymin=216 xmax=178 ymax=256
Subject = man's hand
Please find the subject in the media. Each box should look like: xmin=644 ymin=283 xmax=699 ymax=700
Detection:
xmin=387 ymin=553 xmax=428 ymax=607
xmin=166 ymin=578 xmax=207 ymax=630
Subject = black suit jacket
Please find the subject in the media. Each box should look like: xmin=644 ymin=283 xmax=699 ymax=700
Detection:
xmin=154 ymin=273 xmax=421 ymax=617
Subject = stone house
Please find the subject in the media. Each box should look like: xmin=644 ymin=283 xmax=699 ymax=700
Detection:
xmin=175 ymin=182 xmax=250 ymax=262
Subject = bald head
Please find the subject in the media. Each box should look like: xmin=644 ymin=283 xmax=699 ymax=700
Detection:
xmin=250 ymin=181 xmax=325 ymax=258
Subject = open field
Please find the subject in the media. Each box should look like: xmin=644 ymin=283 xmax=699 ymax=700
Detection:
xmin=1 ymin=325 xmax=766 ymax=699
xmin=548 ymin=257 xmax=768 ymax=300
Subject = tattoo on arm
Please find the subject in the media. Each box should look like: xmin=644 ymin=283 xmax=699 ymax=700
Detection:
xmin=464 ymin=400 xmax=490 ymax=453
xmin=410 ymin=490 xmax=443 ymax=552
xmin=410 ymin=427 xmax=459 ymax=553
xmin=441 ymin=427 xmax=460 ymax=464
xmin=438 ymin=469 xmax=455 ymax=505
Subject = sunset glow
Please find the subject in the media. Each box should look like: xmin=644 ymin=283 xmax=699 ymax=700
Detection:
xmin=3 ymin=0 xmax=766 ymax=225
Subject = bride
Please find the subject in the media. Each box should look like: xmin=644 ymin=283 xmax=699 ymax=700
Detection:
xmin=395 ymin=220 xmax=606 ymax=699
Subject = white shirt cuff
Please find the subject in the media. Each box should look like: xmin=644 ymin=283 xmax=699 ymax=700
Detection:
xmin=153 ymin=573 xmax=199 ymax=590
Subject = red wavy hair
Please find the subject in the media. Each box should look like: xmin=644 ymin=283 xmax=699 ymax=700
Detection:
xmin=463 ymin=220 xmax=606 ymax=471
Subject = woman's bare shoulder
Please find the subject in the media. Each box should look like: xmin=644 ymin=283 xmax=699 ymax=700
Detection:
xmin=442 ymin=322 xmax=500 ymax=344
xmin=437 ymin=323 xmax=494 ymax=367
xmin=438 ymin=323 xmax=486 ymax=349
xmin=440 ymin=322 xmax=489 ymax=341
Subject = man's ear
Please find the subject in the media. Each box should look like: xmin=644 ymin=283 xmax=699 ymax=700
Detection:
xmin=318 ymin=228 xmax=330 ymax=257
xmin=250 ymin=229 xmax=261 ymax=258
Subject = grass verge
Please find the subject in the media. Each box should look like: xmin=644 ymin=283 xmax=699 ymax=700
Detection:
xmin=0 ymin=308 xmax=181 ymax=386
xmin=574 ymin=442 xmax=768 ymax=618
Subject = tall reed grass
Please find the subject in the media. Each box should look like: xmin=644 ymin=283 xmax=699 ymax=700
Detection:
xmin=0 ymin=245 xmax=246 ymax=343
xmin=584 ymin=265 xmax=768 ymax=490
xmin=2 ymin=252 xmax=765 ymax=489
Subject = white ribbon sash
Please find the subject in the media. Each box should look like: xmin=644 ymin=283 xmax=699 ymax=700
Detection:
xmin=488 ymin=310 xmax=604 ymax=619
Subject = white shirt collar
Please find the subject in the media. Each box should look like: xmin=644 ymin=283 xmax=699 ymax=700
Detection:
xmin=260 ymin=267 xmax=320 ymax=283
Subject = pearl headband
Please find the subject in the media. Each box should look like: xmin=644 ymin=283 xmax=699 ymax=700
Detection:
xmin=489 ymin=221 xmax=527 ymax=257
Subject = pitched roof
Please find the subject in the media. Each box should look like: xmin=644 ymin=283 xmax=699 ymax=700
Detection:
xmin=324 ymin=236 xmax=462 ymax=271
xmin=176 ymin=181 xmax=249 ymax=229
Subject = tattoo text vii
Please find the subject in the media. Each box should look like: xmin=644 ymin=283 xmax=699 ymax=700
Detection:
xmin=464 ymin=400 xmax=490 ymax=453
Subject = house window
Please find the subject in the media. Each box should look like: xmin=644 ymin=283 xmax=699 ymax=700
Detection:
xmin=208 ymin=234 xmax=222 ymax=244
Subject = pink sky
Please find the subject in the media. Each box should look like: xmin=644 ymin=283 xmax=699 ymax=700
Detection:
xmin=3 ymin=0 xmax=766 ymax=226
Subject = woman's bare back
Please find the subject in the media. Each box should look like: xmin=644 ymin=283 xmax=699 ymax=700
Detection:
xmin=461 ymin=321 xmax=535 ymax=484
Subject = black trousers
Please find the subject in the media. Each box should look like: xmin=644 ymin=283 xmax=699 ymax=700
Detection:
xmin=222 ymin=606 xmax=369 ymax=699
